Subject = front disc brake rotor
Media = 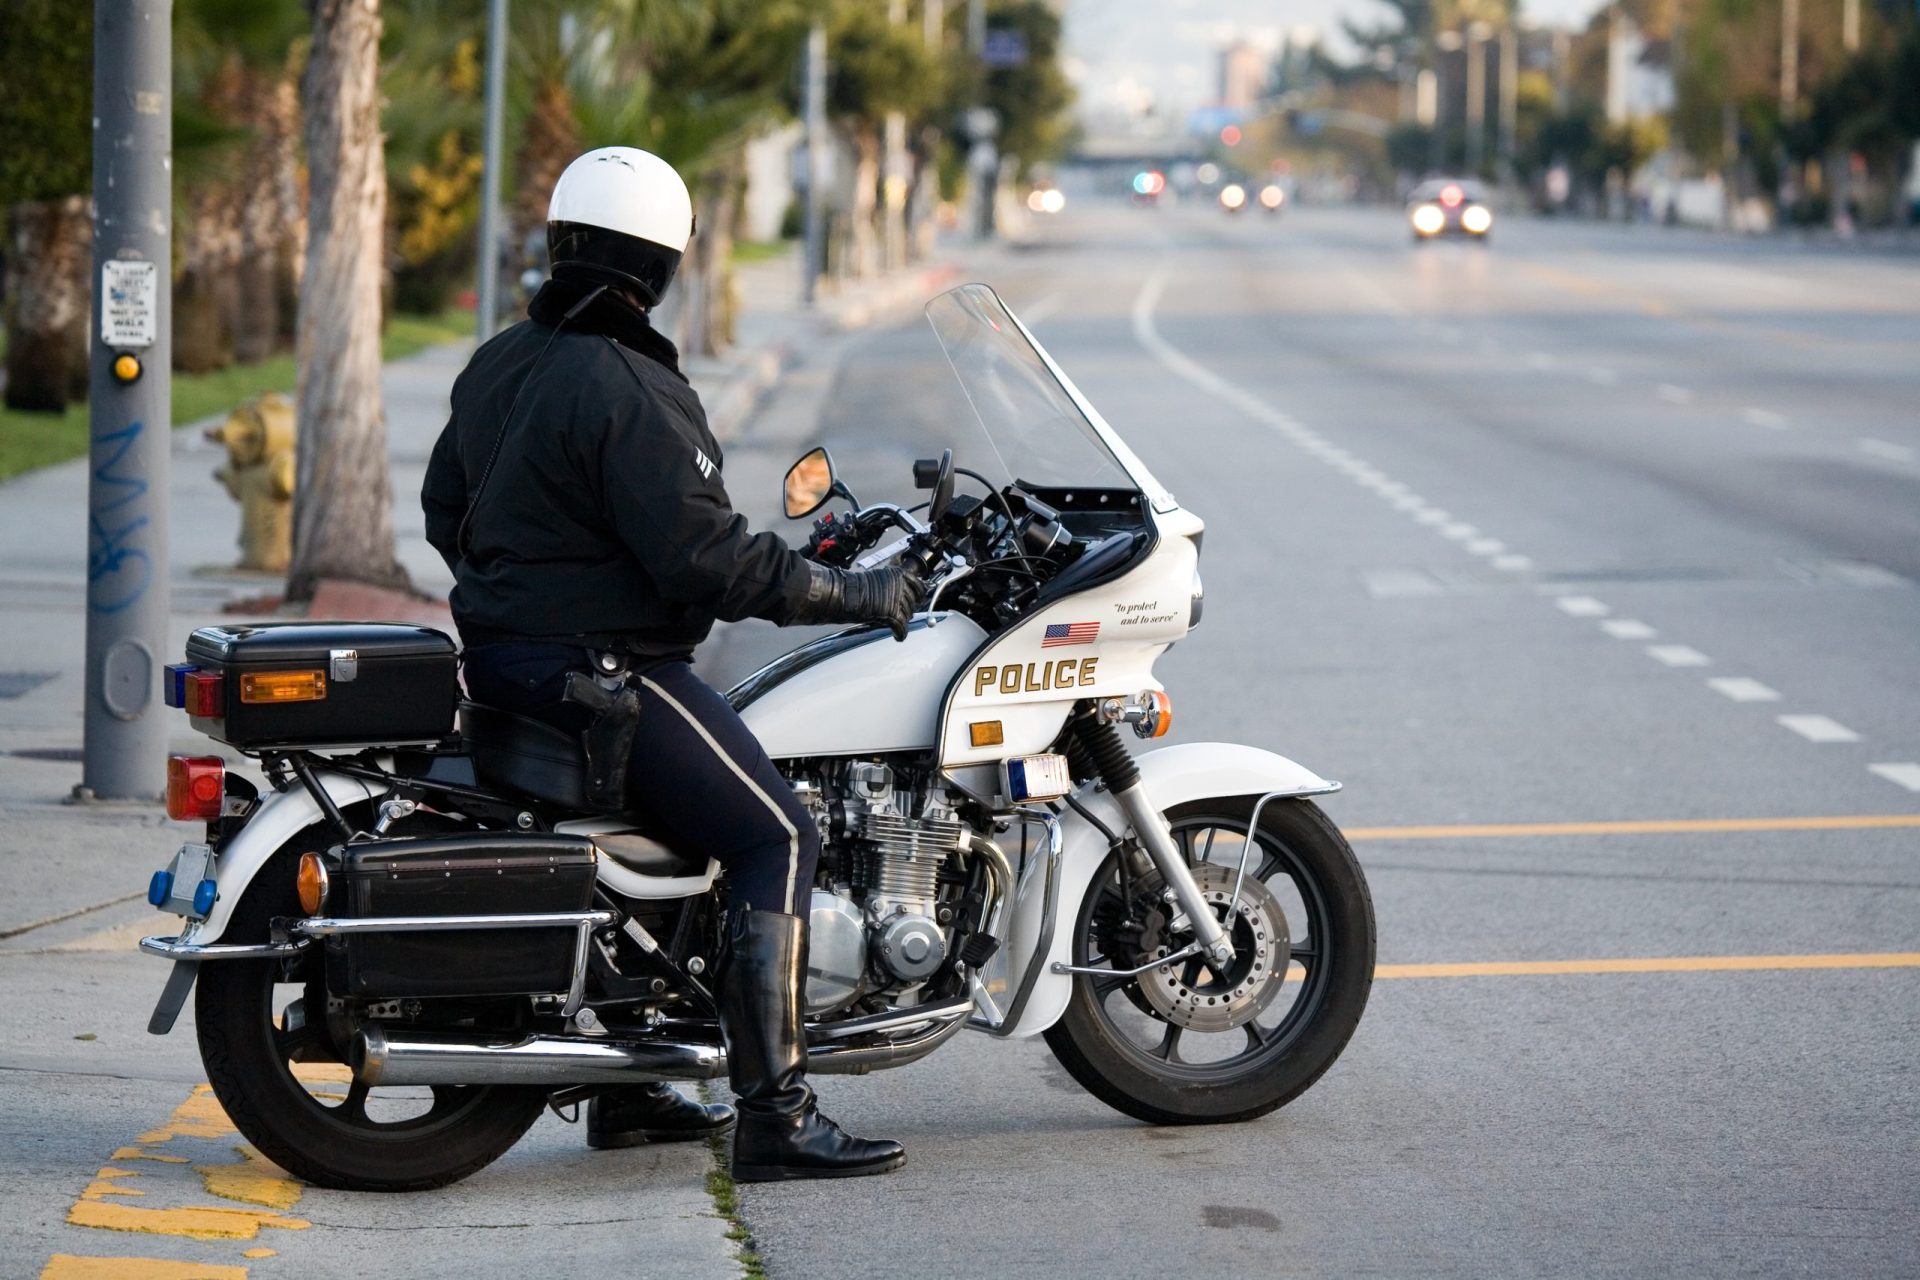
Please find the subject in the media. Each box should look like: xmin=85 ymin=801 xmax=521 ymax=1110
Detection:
xmin=1137 ymin=862 xmax=1290 ymax=1032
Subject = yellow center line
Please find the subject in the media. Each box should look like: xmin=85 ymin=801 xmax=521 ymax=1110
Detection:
xmin=1372 ymin=952 xmax=1920 ymax=979
xmin=1344 ymin=814 xmax=1920 ymax=840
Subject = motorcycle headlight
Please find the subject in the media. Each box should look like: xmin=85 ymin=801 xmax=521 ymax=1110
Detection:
xmin=1189 ymin=568 xmax=1205 ymax=629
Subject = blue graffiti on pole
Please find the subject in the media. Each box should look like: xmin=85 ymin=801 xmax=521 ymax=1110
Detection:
xmin=88 ymin=420 xmax=152 ymax=613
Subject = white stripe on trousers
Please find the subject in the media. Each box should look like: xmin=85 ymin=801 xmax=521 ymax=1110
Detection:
xmin=637 ymin=675 xmax=802 ymax=913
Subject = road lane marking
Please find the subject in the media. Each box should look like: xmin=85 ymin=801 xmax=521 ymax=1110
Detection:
xmin=1657 ymin=384 xmax=1694 ymax=404
xmin=1868 ymin=763 xmax=1920 ymax=792
xmin=1858 ymin=437 xmax=1917 ymax=463
xmin=1440 ymin=522 xmax=1477 ymax=540
xmin=1600 ymin=619 xmax=1656 ymax=639
xmin=1778 ymin=714 xmax=1861 ymax=743
xmin=1342 ymin=814 xmax=1920 ymax=839
xmin=1556 ymin=596 xmax=1609 ymax=617
xmin=1707 ymin=677 xmax=1781 ymax=702
xmin=43 ymin=1258 xmax=248 ymax=1280
xmin=1466 ymin=538 xmax=1505 ymax=555
xmin=1492 ymin=554 xmax=1533 ymax=571
xmin=1527 ymin=352 xmax=1556 ymax=369
xmin=1743 ymin=407 xmax=1789 ymax=429
xmin=1648 ymin=644 xmax=1711 ymax=667
xmin=1586 ymin=367 xmax=1619 ymax=385
xmin=1416 ymin=509 xmax=1451 ymax=525
xmin=1371 ymin=953 xmax=1920 ymax=980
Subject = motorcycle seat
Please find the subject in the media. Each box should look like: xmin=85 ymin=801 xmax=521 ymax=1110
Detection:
xmin=460 ymin=700 xmax=590 ymax=810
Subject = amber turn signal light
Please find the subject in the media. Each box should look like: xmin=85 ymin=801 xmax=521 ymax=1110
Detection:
xmin=296 ymin=852 xmax=330 ymax=916
xmin=239 ymin=669 xmax=327 ymax=704
xmin=1138 ymin=691 xmax=1173 ymax=739
xmin=969 ymin=720 xmax=1004 ymax=748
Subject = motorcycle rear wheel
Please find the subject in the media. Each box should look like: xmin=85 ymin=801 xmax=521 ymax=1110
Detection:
xmin=194 ymin=822 xmax=548 ymax=1192
xmin=1043 ymin=797 xmax=1374 ymax=1125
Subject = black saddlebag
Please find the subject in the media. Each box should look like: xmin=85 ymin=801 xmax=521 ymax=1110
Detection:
xmin=325 ymin=833 xmax=599 ymax=999
xmin=180 ymin=622 xmax=458 ymax=750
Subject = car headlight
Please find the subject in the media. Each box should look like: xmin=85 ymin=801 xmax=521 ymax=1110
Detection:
xmin=1220 ymin=184 xmax=1246 ymax=210
xmin=1411 ymin=204 xmax=1445 ymax=236
xmin=1461 ymin=205 xmax=1493 ymax=234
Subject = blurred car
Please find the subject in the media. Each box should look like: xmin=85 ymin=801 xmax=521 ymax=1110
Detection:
xmin=1258 ymin=182 xmax=1286 ymax=214
xmin=1218 ymin=182 xmax=1248 ymax=213
xmin=1408 ymin=179 xmax=1492 ymax=241
xmin=1026 ymin=186 xmax=1066 ymax=215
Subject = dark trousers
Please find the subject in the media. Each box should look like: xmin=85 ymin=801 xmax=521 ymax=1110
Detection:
xmin=463 ymin=643 xmax=819 ymax=915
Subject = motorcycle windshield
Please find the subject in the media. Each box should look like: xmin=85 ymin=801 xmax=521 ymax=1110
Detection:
xmin=925 ymin=284 xmax=1167 ymax=505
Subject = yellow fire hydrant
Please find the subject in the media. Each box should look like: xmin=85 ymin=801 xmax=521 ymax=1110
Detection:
xmin=206 ymin=392 xmax=297 ymax=572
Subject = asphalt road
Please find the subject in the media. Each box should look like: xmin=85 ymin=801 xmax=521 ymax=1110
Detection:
xmin=704 ymin=203 xmax=1920 ymax=1278
xmin=6 ymin=203 xmax=1916 ymax=1280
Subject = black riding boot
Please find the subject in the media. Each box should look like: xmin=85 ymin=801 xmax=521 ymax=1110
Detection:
xmin=722 ymin=909 xmax=906 ymax=1182
xmin=586 ymin=1084 xmax=735 ymax=1149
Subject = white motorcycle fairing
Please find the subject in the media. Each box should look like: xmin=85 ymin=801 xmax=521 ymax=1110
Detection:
xmin=985 ymin=741 xmax=1340 ymax=1039
xmin=734 ymin=613 xmax=990 ymax=759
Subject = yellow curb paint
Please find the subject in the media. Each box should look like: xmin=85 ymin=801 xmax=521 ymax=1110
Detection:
xmin=112 ymin=1148 xmax=189 ymax=1164
xmin=66 ymin=1199 xmax=310 ymax=1241
xmin=43 ymin=1256 xmax=247 ymax=1280
xmin=1372 ymin=952 xmax=1920 ymax=979
xmin=1344 ymin=814 xmax=1920 ymax=840
xmin=290 ymin=1063 xmax=352 ymax=1084
xmin=195 ymin=1147 xmax=303 ymax=1211
xmin=242 ymin=1250 xmax=276 ymax=1260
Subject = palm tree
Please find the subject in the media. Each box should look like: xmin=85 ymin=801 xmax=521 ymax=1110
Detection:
xmin=288 ymin=0 xmax=407 ymax=599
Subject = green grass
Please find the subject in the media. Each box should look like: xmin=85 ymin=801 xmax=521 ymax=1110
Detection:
xmin=732 ymin=239 xmax=794 ymax=265
xmin=0 ymin=307 xmax=472 ymax=483
xmin=700 ymin=1096 xmax=766 ymax=1279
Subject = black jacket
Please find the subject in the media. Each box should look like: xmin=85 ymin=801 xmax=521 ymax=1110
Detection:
xmin=422 ymin=279 xmax=811 ymax=655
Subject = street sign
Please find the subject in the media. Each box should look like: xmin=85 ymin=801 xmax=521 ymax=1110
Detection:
xmin=101 ymin=259 xmax=158 ymax=348
xmin=982 ymin=28 xmax=1027 ymax=68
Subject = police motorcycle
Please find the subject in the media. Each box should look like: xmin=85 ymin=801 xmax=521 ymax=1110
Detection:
xmin=139 ymin=283 xmax=1375 ymax=1191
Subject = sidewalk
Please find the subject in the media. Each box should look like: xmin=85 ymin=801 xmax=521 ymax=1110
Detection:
xmin=0 ymin=243 xmax=973 ymax=1278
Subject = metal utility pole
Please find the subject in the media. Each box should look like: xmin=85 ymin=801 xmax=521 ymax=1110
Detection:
xmin=1842 ymin=0 xmax=1859 ymax=51
xmin=474 ymin=0 xmax=509 ymax=340
xmin=1465 ymin=23 xmax=1489 ymax=175
xmin=1780 ymin=0 xmax=1799 ymax=114
xmin=82 ymin=0 xmax=172 ymax=801
xmin=802 ymin=23 xmax=827 ymax=305
xmin=1498 ymin=26 xmax=1519 ymax=180
xmin=967 ymin=0 xmax=995 ymax=240
xmin=883 ymin=0 xmax=910 ymax=270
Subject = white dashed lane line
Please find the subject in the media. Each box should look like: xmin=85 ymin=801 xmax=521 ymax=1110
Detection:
xmin=1869 ymin=764 xmax=1920 ymax=792
xmin=1586 ymin=367 xmax=1619 ymax=386
xmin=1858 ymin=438 xmax=1917 ymax=464
xmin=1778 ymin=715 xmax=1862 ymax=744
xmin=1130 ymin=267 xmax=1914 ymax=797
xmin=1648 ymin=644 xmax=1712 ymax=667
xmin=1707 ymin=677 xmax=1782 ymax=703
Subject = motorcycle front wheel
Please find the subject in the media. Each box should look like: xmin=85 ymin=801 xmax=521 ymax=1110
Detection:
xmin=1043 ymin=797 xmax=1375 ymax=1125
xmin=194 ymin=821 xmax=547 ymax=1191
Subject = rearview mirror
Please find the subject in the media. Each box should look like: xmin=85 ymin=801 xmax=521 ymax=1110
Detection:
xmin=783 ymin=447 xmax=836 ymax=519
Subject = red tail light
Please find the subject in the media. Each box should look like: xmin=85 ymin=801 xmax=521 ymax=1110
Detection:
xmin=182 ymin=671 xmax=224 ymax=718
xmin=167 ymin=755 xmax=226 ymax=822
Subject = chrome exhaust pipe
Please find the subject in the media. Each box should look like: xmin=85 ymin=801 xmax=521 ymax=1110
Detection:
xmin=353 ymin=1025 xmax=726 ymax=1087
xmin=353 ymin=996 xmax=976 ymax=1088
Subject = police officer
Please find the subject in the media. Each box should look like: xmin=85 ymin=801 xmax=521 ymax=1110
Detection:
xmin=422 ymin=147 xmax=921 ymax=1181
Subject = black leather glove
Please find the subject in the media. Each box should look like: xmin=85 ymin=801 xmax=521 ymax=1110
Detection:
xmin=791 ymin=562 xmax=928 ymax=640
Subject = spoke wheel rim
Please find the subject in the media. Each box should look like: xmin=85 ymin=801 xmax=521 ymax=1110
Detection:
xmin=1076 ymin=813 xmax=1335 ymax=1081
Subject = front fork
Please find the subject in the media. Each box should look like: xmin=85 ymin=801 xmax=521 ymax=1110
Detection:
xmin=1074 ymin=719 xmax=1236 ymax=969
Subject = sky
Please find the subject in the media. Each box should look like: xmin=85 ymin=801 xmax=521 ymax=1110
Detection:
xmin=1061 ymin=0 xmax=1611 ymax=132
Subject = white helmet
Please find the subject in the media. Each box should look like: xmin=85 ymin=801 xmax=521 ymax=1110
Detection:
xmin=546 ymin=147 xmax=695 ymax=306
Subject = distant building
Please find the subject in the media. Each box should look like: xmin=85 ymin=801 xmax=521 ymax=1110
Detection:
xmin=1606 ymin=13 xmax=1674 ymax=124
xmin=1218 ymin=39 xmax=1267 ymax=109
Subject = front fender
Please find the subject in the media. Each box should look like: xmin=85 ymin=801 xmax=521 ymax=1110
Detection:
xmin=991 ymin=742 xmax=1338 ymax=1039
xmin=187 ymin=772 xmax=380 ymax=944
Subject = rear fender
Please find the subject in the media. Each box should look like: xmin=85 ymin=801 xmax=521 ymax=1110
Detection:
xmin=190 ymin=771 xmax=381 ymax=944
xmin=991 ymin=742 xmax=1339 ymax=1039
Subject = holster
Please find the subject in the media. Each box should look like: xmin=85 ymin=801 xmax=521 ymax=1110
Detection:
xmin=562 ymin=670 xmax=642 ymax=810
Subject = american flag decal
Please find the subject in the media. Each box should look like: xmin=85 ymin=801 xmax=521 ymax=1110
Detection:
xmin=1042 ymin=622 xmax=1100 ymax=648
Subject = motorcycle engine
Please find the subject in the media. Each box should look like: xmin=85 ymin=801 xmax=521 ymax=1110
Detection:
xmin=794 ymin=763 xmax=965 ymax=1016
